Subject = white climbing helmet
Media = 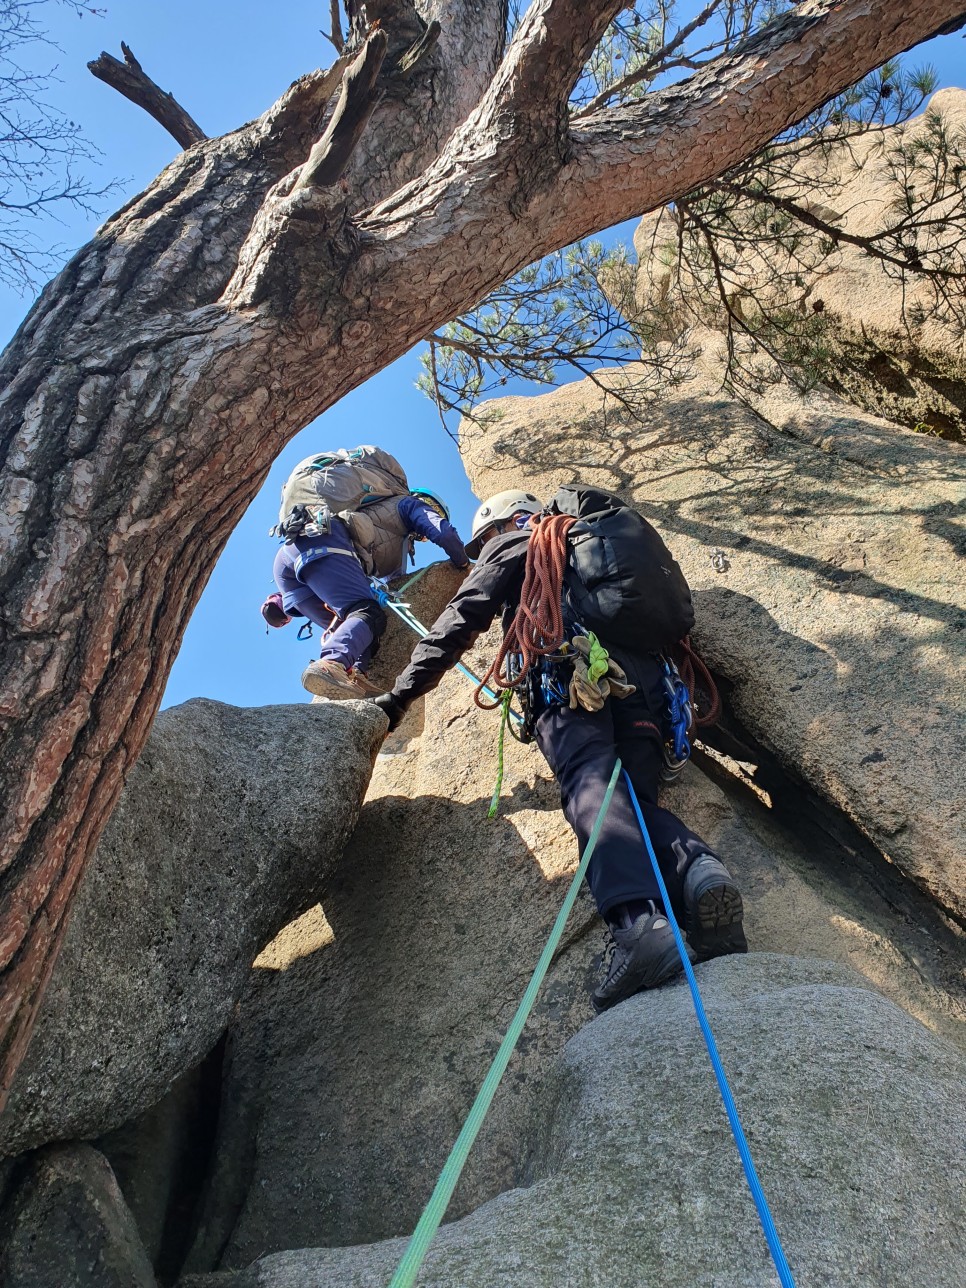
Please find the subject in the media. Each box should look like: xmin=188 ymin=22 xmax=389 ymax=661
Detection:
xmin=465 ymin=489 xmax=542 ymax=559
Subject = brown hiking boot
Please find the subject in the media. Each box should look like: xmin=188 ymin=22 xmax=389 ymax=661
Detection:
xmin=346 ymin=669 xmax=384 ymax=697
xmin=301 ymin=659 xmax=376 ymax=701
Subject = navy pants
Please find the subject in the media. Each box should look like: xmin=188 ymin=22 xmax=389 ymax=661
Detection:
xmin=272 ymin=522 xmax=386 ymax=672
xmin=535 ymin=651 xmax=718 ymax=922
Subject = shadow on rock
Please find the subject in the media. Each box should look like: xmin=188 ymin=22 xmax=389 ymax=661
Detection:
xmin=182 ymin=789 xmax=602 ymax=1274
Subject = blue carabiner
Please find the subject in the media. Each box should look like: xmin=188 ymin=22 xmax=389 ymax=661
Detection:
xmin=662 ymin=658 xmax=692 ymax=762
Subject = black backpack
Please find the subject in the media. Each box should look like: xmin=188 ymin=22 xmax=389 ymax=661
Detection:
xmin=546 ymin=484 xmax=694 ymax=651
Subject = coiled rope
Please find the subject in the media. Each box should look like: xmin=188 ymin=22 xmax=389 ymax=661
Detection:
xmin=474 ymin=514 xmax=576 ymax=710
xmin=675 ymin=636 xmax=721 ymax=727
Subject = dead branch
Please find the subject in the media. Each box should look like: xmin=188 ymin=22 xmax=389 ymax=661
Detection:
xmin=297 ymin=27 xmax=388 ymax=189
xmin=88 ymin=43 xmax=207 ymax=150
xmin=394 ymin=19 xmax=442 ymax=79
xmin=322 ymin=0 xmax=345 ymax=53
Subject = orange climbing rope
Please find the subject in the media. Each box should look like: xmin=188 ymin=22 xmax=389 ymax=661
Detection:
xmin=474 ymin=514 xmax=576 ymax=710
xmin=675 ymin=636 xmax=721 ymax=727
xmin=474 ymin=516 xmax=722 ymax=732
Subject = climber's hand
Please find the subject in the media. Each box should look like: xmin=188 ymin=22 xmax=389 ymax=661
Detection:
xmin=372 ymin=692 xmax=406 ymax=732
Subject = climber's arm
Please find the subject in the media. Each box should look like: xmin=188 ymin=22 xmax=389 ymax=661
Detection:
xmin=387 ymin=531 xmax=529 ymax=709
xmin=398 ymin=495 xmax=469 ymax=568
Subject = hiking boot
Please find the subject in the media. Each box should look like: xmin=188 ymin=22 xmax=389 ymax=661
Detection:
xmin=683 ymin=855 xmax=748 ymax=960
xmin=346 ymin=669 xmax=384 ymax=697
xmin=301 ymin=659 xmax=375 ymax=701
xmin=592 ymin=903 xmax=687 ymax=1014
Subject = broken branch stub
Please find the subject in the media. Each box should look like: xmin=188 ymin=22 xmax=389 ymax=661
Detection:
xmin=298 ymin=28 xmax=389 ymax=190
xmin=88 ymin=43 xmax=207 ymax=150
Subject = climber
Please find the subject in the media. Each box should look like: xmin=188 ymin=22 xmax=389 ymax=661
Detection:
xmin=372 ymin=487 xmax=747 ymax=1013
xmin=270 ymin=447 xmax=469 ymax=701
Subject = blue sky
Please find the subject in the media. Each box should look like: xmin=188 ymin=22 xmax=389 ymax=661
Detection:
xmin=1 ymin=3 xmax=963 ymax=708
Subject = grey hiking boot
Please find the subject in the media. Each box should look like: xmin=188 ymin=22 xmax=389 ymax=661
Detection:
xmin=683 ymin=855 xmax=748 ymax=960
xmin=592 ymin=903 xmax=688 ymax=1014
xmin=301 ymin=659 xmax=375 ymax=701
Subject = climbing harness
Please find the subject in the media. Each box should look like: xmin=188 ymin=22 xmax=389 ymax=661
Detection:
xmin=388 ymin=759 xmax=797 ymax=1288
xmin=622 ymin=770 xmax=796 ymax=1288
xmin=388 ymin=761 xmax=624 ymax=1288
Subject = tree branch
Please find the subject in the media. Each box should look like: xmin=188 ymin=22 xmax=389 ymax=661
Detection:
xmin=358 ymin=0 xmax=966 ymax=358
xmin=322 ymin=0 xmax=345 ymax=53
xmin=493 ymin=0 xmax=627 ymax=121
xmin=709 ymin=177 xmax=966 ymax=280
xmin=573 ymin=0 xmax=724 ymax=120
xmin=87 ymin=43 xmax=207 ymax=150
xmin=297 ymin=27 xmax=388 ymax=189
xmin=393 ymin=19 xmax=442 ymax=79
xmin=529 ymin=0 xmax=966 ymax=254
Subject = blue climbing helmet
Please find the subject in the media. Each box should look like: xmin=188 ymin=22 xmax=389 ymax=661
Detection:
xmin=410 ymin=488 xmax=450 ymax=522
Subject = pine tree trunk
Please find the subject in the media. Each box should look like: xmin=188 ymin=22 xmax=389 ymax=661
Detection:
xmin=1 ymin=0 xmax=962 ymax=1107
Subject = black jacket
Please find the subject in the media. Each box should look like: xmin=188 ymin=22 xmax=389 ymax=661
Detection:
xmin=390 ymin=529 xmax=531 ymax=707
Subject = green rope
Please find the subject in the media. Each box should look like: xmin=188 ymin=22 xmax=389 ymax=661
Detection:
xmin=395 ymin=564 xmax=433 ymax=597
xmin=487 ymin=689 xmax=513 ymax=819
xmin=388 ymin=759 xmax=623 ymax=1288
xmin=584 ymin=630 xmax=610 ymax=685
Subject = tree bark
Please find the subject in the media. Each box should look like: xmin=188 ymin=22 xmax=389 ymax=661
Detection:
xmin=0 ymin=0 xmax=962 ymax=1108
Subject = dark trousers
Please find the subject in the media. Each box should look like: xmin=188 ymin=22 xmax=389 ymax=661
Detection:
xmin=272 ymin=524 xmax=386 ymax=671
xmin=534 ymin=652 xmax=718 ymax=921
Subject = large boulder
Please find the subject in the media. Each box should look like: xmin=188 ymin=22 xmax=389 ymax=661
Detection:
xmin=178 ymin=569 xmax=964 ymax=1275
xmin=0 ymin=699 xmax=386 ymax=1158
xmin=460 ymin=375 xmax=966 ymax=925
xmin=180 ymin=955 xmax=966 ymax=1288
xmin=0 ymin=1144 xmax=156 ymax=1288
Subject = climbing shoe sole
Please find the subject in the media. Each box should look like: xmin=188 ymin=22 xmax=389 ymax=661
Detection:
xmin=684 ymin=858 xmax=748 ymax=960
xmin=301 ymin=661 xmax=371 ymax=701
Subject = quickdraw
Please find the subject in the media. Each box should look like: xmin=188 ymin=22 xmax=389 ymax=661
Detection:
xmin=661 ymin=655 xmax=693 ymax=782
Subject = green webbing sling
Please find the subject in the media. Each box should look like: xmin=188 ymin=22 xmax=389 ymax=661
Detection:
xmin=389 ymin=759 xmax=623 ymax=1288
xmin=487 ymin=689 xmax=513 ymax=819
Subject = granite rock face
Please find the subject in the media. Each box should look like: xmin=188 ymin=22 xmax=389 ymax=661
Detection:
xmin=179 ymin=955 xmax=966 ymax=1288
xmin=460 ymin=375 xmax=966 ymax=926
xmin=0 ymin=699 xmax=386 ymax=1158
xmin=634 ymin=88 xmax=966 ymax=440
xmin=0 ymin=1144 xmax=157 ymax=1288
xmin=177 ymin=570 xmax=964 ymax=1276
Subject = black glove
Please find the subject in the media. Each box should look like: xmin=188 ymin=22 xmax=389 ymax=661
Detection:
xmin=371 ymin=691 xmax=406 ymax=732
